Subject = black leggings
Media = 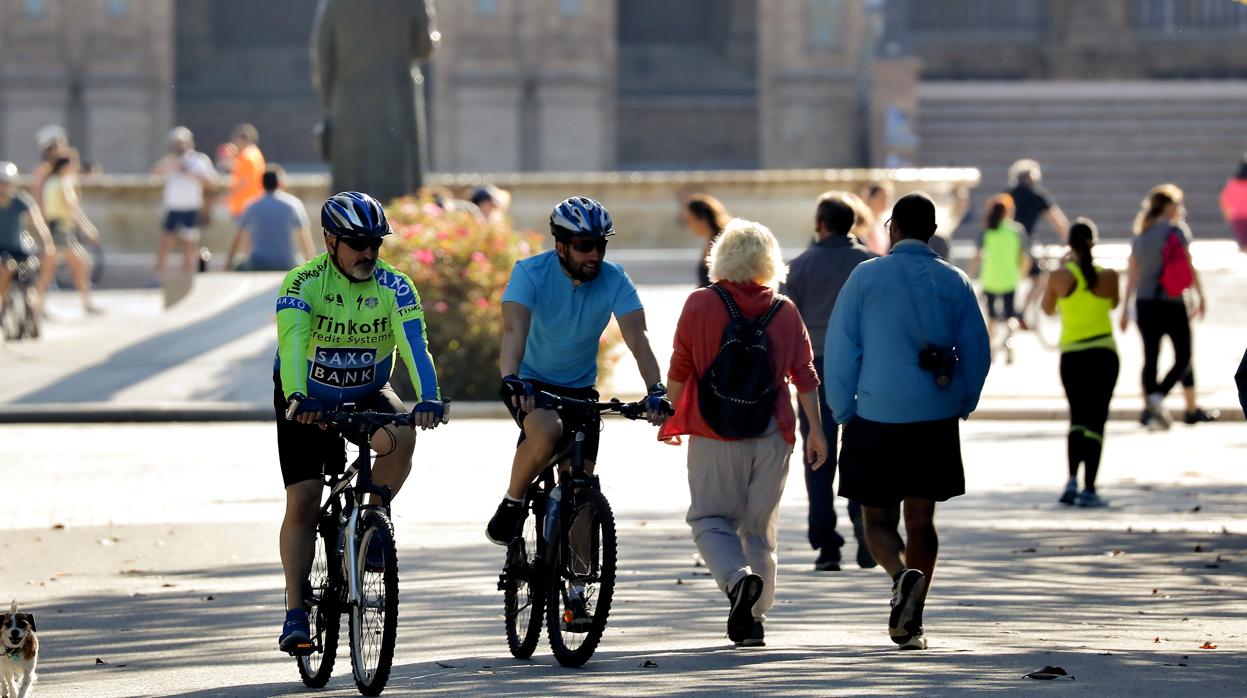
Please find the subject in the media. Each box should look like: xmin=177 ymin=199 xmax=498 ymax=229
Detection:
xmin=1136 ymin=299 xmax=1194 ymax=397
xmin=1060 ymin=348 xmax=1119 ymax=490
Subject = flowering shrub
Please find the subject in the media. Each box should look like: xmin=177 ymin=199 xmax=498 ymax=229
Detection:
xmin=381 ymin=196 xmax=622 ymax=401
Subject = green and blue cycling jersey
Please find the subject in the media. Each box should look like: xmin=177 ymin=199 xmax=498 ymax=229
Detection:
xmin=274 ymin=253 xmax=440 ymax=406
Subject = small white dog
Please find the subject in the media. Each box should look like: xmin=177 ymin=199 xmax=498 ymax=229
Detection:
xmin=0 ymin=601 xmax=37 ymax=698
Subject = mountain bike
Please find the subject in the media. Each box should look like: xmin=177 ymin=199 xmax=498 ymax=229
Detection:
xmin=498 ymin=392 xmax=662 ymax=668
xmin=292 ymin=408 xmax=413 ymax=697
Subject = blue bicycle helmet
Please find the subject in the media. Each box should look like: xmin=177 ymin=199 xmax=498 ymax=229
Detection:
xmin=550 ymin=196 xmax=614 ymax=239
xmin=321 ymin=191 xmax=391 ymax=238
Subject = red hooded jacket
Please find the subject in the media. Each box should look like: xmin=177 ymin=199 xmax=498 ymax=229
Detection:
xmin=659 ymin=280 xmax=819 ymax=444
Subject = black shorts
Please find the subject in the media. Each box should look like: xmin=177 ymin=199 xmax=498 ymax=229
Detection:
xmin=984 ymin=291 xmax=1017 ymax=321
xmin=273 ymin=374 xmax=406 ymax=488
xmin=163 ymin=209 xmax=199 ymax=233
xmin=505 ymin=379 xmax=601 ymax=463
xmin=837 ymin=416 xmax=965 ymax=508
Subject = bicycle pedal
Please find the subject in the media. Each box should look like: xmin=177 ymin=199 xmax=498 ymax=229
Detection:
xmin=287 ymin=642 xmax=316 ymax=657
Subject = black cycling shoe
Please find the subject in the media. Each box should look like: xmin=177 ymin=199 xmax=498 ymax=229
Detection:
xmin=279 ymin=608 xmax=313 ymax=655
xmin=486 ymin=498 xmax=526 ymax=546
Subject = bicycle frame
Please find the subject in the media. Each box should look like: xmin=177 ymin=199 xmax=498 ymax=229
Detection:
xmin=318 ymin=412 xmax=399 ymax=610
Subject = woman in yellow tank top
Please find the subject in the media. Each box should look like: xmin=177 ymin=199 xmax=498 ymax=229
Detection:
xmin=1041 ymin=218 xmax=1119 ymax=508
xmin=42 ymin=154 xmax=102 ymax=313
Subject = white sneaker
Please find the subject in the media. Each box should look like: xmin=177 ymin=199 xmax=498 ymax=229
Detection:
xmin=1146 ymin=393 xmax=1172 ymax=431
xmin=899 ymin=630 xmax=928 ymax=650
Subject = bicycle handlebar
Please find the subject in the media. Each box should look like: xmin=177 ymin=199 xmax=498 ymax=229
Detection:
xmin=320 ymin=410 xmax=416 ymax=429
xmin=533 ymin=390 xmax=673 ymax=420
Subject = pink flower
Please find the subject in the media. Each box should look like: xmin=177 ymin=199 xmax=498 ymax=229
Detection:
xmin=434 ymin=301 xmax=449 ymax=313
xmin=470 ymin=251 xmax=487 ymax=265
xmin=411 ymin=249 xmax=435 ymax=265
xmin=475 ymin=297 xmax=490 ymax=308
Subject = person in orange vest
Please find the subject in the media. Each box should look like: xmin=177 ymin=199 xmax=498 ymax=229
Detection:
xmin=225 ymin=123 xmax=266 ymax=224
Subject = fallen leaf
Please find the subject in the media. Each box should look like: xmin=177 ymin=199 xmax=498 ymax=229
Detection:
xmin=161 ymin=584 xmax=176 ymax=588
xmin=52 ymin=524 xmax=65 ymax=530
xmin=95 ymin=658 xmax=107 ymax=665
xmin=640 ymin=660 xmax=658 ymax=668
xmin=1199 ymin=642 xmax=1217 ymax=649
xmin=1191 ymin=505 xmax=1202 ymax=513
xmin=1194 ymin=544 xmax=1204 ymax=552
xmin=1204 ymin=564 xmax=1220 ymax=569
xmin=1014 ymin=547 xmax=1038 ymax=554
xmin=1024 ymin=665 xmax=1071 ymax=681
xmin=1151 ymin=589 xmax=1159 ymax=595
xmin=1154 ymin=637 xmax=1161 ymax=643
xmin=204 ymin=595 xmax=215 ymax=601
xmin=435 ymin=661 xmax=458 ymax=669
xmin=675 ymin=579 xmax=685 ymax=585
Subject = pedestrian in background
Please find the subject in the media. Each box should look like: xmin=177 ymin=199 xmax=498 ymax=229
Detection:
xmin=469 ymin=184 xmax=511 ymax=224
xmin=224 ymin=123 xmax=266 ymax=224
xmin=152 ymin=127 xmax=217 ymax=277
xmin=825 ymin=192 xmax=990 ymax=651
xmin=1219 ymin=153 xmax=1247 ymax=252
xmin=41 ymin=151 xmax=102 ymax=314
xmin=660 ymin=218 xmax=827 ymax=648
xmin=1042 ymin=218 xmax=1119 ymax=508
xmin=782 ymin=191 xmax=877 ymax=571
xmin=1006 ymin=159 xmax=1070 ymax=320
xmin=861 ymin=180 xmax=893 ymax=256
xmin=683 ymin=193 xmax=731 ymax=287
xmin=968 ymin=194 xmax=1029 ymax=347
xmin=226 ymin=165 xmax=313 ymax=271
xmin=1120 ymin=184 xmax=1218 ymax=429
xmin=31 ymin=125 xmax=71 ymax=207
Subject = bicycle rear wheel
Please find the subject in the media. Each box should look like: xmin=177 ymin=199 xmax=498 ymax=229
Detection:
xmin=503 ymin=496 xmax=545 ymax=658
xmin=297 ymin=515 xmax=341 ymax=688
xmin=547 ymin=489 xmax=616 ymax=667
xmin=350 ymin=508 xmax=398 ymax=697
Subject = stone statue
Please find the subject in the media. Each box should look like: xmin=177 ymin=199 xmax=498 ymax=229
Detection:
xmin=311 ymin=0 xmax=438 ymax=204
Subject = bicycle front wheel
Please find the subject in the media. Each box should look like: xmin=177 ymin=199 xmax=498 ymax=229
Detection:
xmin=546 ymin=490 xmax=617 ymax=667
xmin=349 ymin=508 xmax=398 ymax=697
xmin=297 ymin=515 xmax=341 ymax=688
xmin=503 ymin=497 xmax=545 ymax=658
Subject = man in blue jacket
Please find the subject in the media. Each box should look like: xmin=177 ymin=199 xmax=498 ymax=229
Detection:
xmin=824 ymin=192 xmax=990 ymax=650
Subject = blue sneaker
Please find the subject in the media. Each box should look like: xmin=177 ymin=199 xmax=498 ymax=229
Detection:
xmin=1076 ymin=490 xmax=1108 ymax=508
xmin=279 ymin=608 xmax=312 ymax=655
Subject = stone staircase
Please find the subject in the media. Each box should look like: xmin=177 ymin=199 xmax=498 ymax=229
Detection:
xmin=917 ymin=81 xmax=1247 ymax=240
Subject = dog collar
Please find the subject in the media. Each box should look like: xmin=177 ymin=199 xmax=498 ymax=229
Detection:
xmin=2 ymin=646 xmax=19 ymax=658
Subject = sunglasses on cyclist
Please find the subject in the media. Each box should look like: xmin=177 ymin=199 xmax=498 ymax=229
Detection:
xmin=564 ymin=238 xmax=608 ymax=254
xmin=338 ymin=237 xmax=383 ymax=252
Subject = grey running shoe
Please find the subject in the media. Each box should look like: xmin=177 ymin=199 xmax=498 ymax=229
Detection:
xmin=1076 ymin=490 xmax=1108 ymax=508
xmin=888 ymin=569 xmax=927 ymax=644
xmin=1146 ymin=393 xmax=1172 ymax=431
xmin=1059 ymin=481 xmax=1078 ymax=505
xmin=1183 ymin=409 xmax=1219 ymax=425
xmin=899 ymin=628 xmax=928 ymax=650
xmin=727 ymin=573 xmax=763 ymax=644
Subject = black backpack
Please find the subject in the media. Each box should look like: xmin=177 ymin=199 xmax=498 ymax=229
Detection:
xmin=698 ymin=284 xmax=787 ymax=439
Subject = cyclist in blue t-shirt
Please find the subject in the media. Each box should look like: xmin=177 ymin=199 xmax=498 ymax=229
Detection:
xmin=486 ymin=196 xmax=671 ymax=545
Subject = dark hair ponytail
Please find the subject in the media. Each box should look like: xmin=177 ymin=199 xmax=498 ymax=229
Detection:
xmin=1068 ymin=217 xmax=1098 ymax=288
xmin=983 ymin=193 xmax=1014 ymax=231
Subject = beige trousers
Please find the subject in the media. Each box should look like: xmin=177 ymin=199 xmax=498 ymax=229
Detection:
xmin=685 ymin=429 xmax=793 ymax=621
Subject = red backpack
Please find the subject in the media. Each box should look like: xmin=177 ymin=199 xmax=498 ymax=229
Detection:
xmin=1159 ymin=227 xmax=1193 ymax=298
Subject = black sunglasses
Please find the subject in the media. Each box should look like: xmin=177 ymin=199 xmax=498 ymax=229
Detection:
xmin=340 ymin=237 xmax=382 ymax=252
xmin=565 ymin=238 xmax=608 ymax=254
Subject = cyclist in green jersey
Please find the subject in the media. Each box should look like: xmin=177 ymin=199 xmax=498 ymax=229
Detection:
xmin=968 ymin=194 xmax=1029 ymax=349
xmin=274 ymin=191 xmax=447 ymax=653
xmin=1042 ymin=218 xmax=1119 ymax=508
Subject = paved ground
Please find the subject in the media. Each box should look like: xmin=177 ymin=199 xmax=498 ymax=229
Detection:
xmin=2 ymin=419 xmax=1245 ymax=696
xmin=2 ymin=241 xmax=1246 ymax=420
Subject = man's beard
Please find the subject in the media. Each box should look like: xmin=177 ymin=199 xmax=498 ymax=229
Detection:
xmin=345 ymin=258 xmax=376 ymax=281
xmin=559 ymin=253 xmax=601 ymax=281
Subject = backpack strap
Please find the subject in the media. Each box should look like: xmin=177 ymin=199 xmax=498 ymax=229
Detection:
xmin=754 ymin=296 xmax=787 ymax=336
xmin=708 ymin=283 xmax=743 ymax=321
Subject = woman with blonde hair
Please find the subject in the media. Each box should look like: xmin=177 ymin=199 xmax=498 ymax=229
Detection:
xmin=1120 ymin=184 xmax=1216 ymax=428
xmin=660 ymin=218 xmax=827 ymax=648
xmin=683 ymin=193 xmax=731 ymax=287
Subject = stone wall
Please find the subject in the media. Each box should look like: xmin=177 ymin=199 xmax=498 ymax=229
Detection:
xmin=54 ymin=168 xmax=979 ymax=255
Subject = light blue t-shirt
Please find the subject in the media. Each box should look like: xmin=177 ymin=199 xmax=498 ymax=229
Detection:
xmin=502 ymin=250 xmax=643 ymax=388
xmin=239 ymin=191 xmax=309 ymax=270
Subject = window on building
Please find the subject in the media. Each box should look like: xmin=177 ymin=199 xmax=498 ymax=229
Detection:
xmin=561 ymin=0 xmax=581 ymax=17
xmin=24 ymin=0 xmax=46 ymax=19
xmin=107 ymin=0 xmax=127 ymax=18
xmin=808 ymin=0 xmax=844 ymax=50
xmin=1129 ymin=0 xmax=1247 ymax=33
xmin=475 ymin=0 xmax=499 ymax=17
